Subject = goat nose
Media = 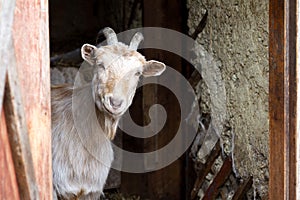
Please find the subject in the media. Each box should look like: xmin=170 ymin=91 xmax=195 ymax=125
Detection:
xmin=109 ymin=97 xmax=123 ymax=109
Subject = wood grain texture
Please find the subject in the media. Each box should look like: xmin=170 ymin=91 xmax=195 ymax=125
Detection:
xmin=287 ymin=0 xmax=297 ymax=198
xmin=0 ymin=109 xmax=20 ymax=200
xmin=269 ymin=1 xmax=285 ymax=199
xmin=143 ymin=1 xmax=184 ymax=199
xmin=191 ymin=141 xmax=221 ymax=200
xmin=232 ymin=176 xmax=253 ymax=200
xmin=202 ymin=157 xmax=232 ymax=200
xmin=12 ymin=0 xmax=51 ymax=199
xmin=296 ymin=0 xmax=300 ymax=198
xmin=1 ymin=0 xmax=41 ymax=197
xmin=269 ymin=0 xmax=297 ymax=199
xmin=121 ymin=1 xmax=185 ymax=199
xmin=4 ymin=60 xmax=40 ymax=199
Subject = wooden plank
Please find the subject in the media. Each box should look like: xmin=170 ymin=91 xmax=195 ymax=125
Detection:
xmin=296 ymin=0 xmax=300 ymax=197
xmin=121 ymin=0 xmax=184 ymax=199
xmin=269 ymin=0 xmax=285 ymax=198
xmin=4 ymin=66 xmax=39 ymax=199
xmin=143 ymin=1 xmax=183 ymax=199
xmin=12 ymin=0 xmax=52 ymax=199
xmin=202 ymin=157 xmax=232 ymax=200
xmin=232 ymin=177 xmax=253 ymax=200
xmin=191 ymin=140 xmax=221 ymax=200
xmin=190 ymin=10 xmax=208 ymax=40
xmin=287 ymin=0 xmax=297 ymax=198
xmin=0 ymin=108 xmax=20 ymax=200
xmin=269 ymin=0 xmax=297 ymax=199
xmin=121 ymin=89 xmax=149 ymax=196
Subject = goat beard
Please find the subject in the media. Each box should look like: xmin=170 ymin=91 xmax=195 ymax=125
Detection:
xmin=95 ymin=106 xmax=120 ymax=140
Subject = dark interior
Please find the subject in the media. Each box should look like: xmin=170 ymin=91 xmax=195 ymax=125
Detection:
xmin=49 ymin=1 xmax=194 ymax=199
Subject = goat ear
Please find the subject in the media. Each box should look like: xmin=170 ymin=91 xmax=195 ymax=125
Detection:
xmin=142 ymin=60 xmax=166 ymax=77
xmin=81 ymin=44 xmax=97 ymax=65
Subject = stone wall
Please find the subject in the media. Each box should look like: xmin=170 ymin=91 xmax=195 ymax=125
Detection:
xmin=187 ymin=0 xmax=269 ymax=197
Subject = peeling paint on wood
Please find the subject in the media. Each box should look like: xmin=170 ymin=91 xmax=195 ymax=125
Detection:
xmin=0 ymin=0 xmax=51 ymax=198
xmin=12 ymin=0 xmax=51 ymax=199
xmin=4 ymin=59 xmax=40 ymax=199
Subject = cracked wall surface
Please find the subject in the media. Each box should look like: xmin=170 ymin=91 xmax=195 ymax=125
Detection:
xmin=187 ymin=0 xmax=269 ymax=197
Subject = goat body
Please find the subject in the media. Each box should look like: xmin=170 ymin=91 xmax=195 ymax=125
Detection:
xmin=51 ymin=28 xmax=166 ymax=200
xmin=52 ymin=85 xmax=115 ymax=199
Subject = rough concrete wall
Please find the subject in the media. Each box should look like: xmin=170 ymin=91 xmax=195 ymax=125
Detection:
xmin=187 ymin=0 xmax=269 ymax=197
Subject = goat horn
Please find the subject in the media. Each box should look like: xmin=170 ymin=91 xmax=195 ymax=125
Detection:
xmin=129 ymin=32 xmax=144 ymax=50
xmin=102 ymin=27 xmax=118 ymax=45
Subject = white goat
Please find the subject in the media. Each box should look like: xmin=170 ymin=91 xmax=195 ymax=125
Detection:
xmin=51 ymin=28 xmax=166 ymax=199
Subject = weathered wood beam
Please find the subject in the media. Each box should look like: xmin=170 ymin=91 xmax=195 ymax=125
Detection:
xmin=191 ymin=140 xmax=221 ymax=200
xmin=120 ymin=1 xmax=186 ymax=199
xmin=0 ymin=109 xmax=20 ymax=200
xmin=189 ymin=71 xmax=202 ymax=89
xmin=287 ymin=0 xmax=297 ymax=198
xmin=1 ymin=1 xmax=40 ymax=198
xmin=296 ymin=0 xmax=300 ymax=197
xmin=202 ymin=157 xmax=232 ymax=200
xmin=187 ymin=10 xmax=208 ymax=89
xmin=232 ymin=176 xmax=253 ymax=200
xmin=191 ymin=10 xmax=208 ymax=40
xmin=4 ymin=63 xmax=39 ymax=199
xmin=13 ymin=0 xmax=52 ymax=198
xmin=269 ymin=0 xmax=297 ymax=199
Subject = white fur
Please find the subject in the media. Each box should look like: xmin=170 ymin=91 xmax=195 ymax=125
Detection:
xmin=52 ymin=85 xmax=114 ymax=199
xmin=51 ymin=28 xmax=166 ymax=200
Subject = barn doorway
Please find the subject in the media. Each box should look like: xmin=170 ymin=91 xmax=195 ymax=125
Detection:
xmin=1 ymin=0 xmax=298 ymax=199
xmin=49 ymin=0 xmax=191 ymax=199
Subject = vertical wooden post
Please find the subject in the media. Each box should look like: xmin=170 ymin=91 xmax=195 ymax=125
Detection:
xmin=142 ymin=0 xmax=183 ymax=199
xmin=297 ymin=0 xmax=300 ymax=197
xmin=269 ymin=0 xmax=297 ymax=199
xmin=287 ymin=1 xmax=297 ymax=199
xmin=121 ymin=1 xmax=185 ymax=199
xmin=12 ymin=0 xmax=52 ymax=199
xmin=0 ymin=0 xmax=51 ymax=198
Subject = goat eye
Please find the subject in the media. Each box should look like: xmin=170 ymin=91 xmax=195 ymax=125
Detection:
xmin=135 ymin=71 xmax=142 ymax=76
xmin=97 ymin=63 xmax=105 ymax=69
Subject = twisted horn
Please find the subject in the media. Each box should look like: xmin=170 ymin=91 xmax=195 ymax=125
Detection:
xmin=102 ymin=27 xmax=118 ymax=45
xmin=129 ymin=32 xmax=144 ymax=50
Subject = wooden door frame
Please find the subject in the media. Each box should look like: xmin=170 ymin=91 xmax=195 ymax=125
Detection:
xmin=269 ymin=0 xmax=297 ymax=199
xmin=0 ymin=0 xmax=51 ymax=199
